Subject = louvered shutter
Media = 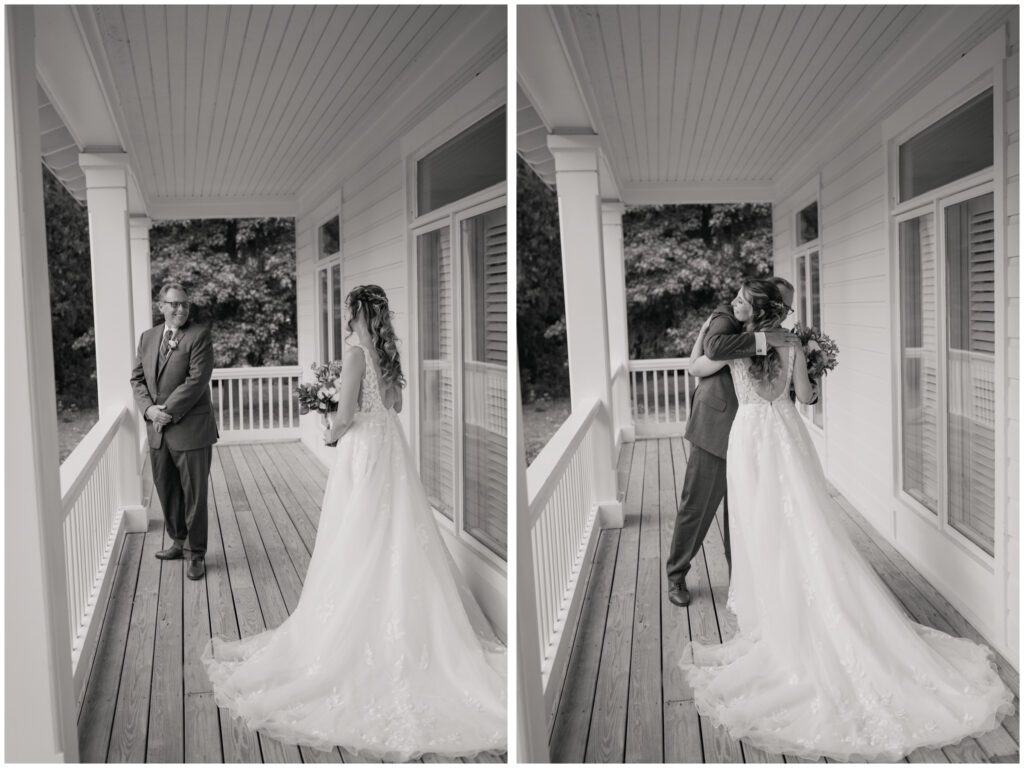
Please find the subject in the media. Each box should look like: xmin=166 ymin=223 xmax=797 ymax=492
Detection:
xmin=462 ymin=209 xmax=507 ymax=559
xmin=946 ymin=192 xmax=995 ymax=554
xmin=899 ymin=213 xmax=940 ymax=512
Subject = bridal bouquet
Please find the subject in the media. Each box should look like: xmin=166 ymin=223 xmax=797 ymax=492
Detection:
xmin=295 ymin=360 xmax=344 ymax=445
xmin=791 ymin=323 xmax=840 ymax=380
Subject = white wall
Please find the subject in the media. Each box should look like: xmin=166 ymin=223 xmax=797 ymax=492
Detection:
xmin=773 ymin=10 xmax=1019 ymax=666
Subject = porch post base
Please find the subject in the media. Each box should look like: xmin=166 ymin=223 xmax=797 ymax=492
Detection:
xmin=121 ymin=505 xmax=148 ymax=533
xmin=598 ymin=500 xmax=624 ymax=529
xmin=618 ymin=425 xmax=636 ymax=445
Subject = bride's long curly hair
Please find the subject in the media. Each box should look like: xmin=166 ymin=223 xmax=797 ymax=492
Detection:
xmin=741 ymin=278 xmax=790 ymax=385
xmin=346 ymin=284 xmax=406 ymax=389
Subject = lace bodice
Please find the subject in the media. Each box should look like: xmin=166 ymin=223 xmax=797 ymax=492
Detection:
xmin=728 ymin=347 xmax=795 ymax=405
xmin=353 ymin=341 xmax=387 ymax=414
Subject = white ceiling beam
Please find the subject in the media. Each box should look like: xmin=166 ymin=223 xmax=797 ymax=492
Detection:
xmin=517 ymin=6 xmax=593 ymax=133
xmin=621 ymin=181 xmax=775 ymax=205
xmin=146 ymin=196 xmax=297 ymax=221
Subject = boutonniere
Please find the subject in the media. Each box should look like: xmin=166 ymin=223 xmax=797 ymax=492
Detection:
xmin=167 ymin=336 xmax=180 ymax=351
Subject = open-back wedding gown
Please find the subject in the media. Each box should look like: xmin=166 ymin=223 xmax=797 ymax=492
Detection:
xmin=680 ymin=349 xmax=1013 ymax=761
xmin=203 ymin=341 xmax=506 ymax=761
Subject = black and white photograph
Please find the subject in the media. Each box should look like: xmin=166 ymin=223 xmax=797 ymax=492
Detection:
xmin=8 ymin=4 xmax=507 ymax=762
xmin=517 ymin=4 xmax=1019 ymax=763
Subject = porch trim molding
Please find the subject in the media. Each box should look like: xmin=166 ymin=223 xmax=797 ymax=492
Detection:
xmin=622 ymin=180 xmax=775 ymax=205
xmin=146 ymin=195 xmax=297 ymax=220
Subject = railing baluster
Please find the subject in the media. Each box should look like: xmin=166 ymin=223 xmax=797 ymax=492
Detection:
xmin=258 ymin=377 xmax=264 ymax=429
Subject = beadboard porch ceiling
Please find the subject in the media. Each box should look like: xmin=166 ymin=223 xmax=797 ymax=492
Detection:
xmin=518 ymin=5 xmax=1011 ymax=202
xmin=36 ymin=5 xmax=505 ymax=218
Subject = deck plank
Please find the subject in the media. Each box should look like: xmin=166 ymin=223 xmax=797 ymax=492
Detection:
xmin=625 ymin=440 xmax=664 ymax=762
xmin=661 ymin=437 xmax=703 ymax=764
xmin=183 ymin=528 xmax=221 ymax=763
xmin=107 ymin=522 xmax=163 ymax=762
xmin=548 ymin=533 xmax=620 ymax=761
xmin=208 ymin=450 xmax=263 ymax=763
xmin=249 ymin=442 xmax=320 ymax=551
xmin=218 ymin=447 xmax=303 ymax=763
xmin=585 ymin=441 xmax=646 ymax=762
xmin=77 ymin=532 xmax=142 ymax=762
xmin=147 ymin=531 xmax=185 ymax=762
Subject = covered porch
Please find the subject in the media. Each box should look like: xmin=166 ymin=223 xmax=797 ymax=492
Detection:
xmin=516 ymin=5 xmax=1020 ymax=762
xmin=8 ymin=5 xmax=507 ymax=761
xmin=75 ymin=440 xmax=504 ymax=764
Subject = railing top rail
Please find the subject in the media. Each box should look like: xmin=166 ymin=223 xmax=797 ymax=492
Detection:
xmin=60 ymin=405 xmax=129 ymax=515
xmin=526 ymin=397 xmax=601 ymax=518
xmin=628 ymin=357 xmax=692 ymax=371
xmin=211 ymin=365 xmax=302 ymax=378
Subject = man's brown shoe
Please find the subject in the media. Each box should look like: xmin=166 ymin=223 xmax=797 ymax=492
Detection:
xmin=155 ymin=543 xmax=184 ymax=560
xmin=187 ymin=556 xmax=205 ymax=581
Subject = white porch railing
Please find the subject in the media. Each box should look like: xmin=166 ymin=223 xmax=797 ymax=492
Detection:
xmin=628 ymin=358 xmax=695 ymax=436
xmin=60 ymin=406 xmax=135 ymax=692
xmin=526 ymin=397 xmax=604 ymax=711
xmin=210 ymin=365 xmax=302 ymax=443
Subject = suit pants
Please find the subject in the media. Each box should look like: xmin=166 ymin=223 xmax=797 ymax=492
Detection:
xmin=151 ymin=441 xmax=211 ymax=555
xmin=665 ymin=443 xmax=731 ymax=586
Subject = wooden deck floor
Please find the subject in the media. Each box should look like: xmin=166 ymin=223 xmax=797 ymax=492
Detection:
xmin=549 ymin=437 xmax=1020 ymax=764
xmin=75 ymin=441 xmax=506 ymax=764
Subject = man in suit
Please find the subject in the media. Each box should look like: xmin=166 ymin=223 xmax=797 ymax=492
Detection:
xmin=665 ymin=295 xmax=797 ymax=607
xmin=130 ymin=283 xmax=219 ymax=580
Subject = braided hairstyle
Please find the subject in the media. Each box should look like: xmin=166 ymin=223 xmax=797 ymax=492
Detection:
xmin=345 ymin=284 xmax=406 ymax=389
xmin=740 ymin=278 xmax=790 ymax=385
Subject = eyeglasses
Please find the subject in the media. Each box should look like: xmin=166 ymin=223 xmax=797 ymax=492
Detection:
xmin=161 ymin=301 xmax=191 ymax=310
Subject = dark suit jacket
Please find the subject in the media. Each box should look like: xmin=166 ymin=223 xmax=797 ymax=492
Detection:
xmin=684 ymin=307 xmax=761 ymax=459
xmin=130 ymin=322 xmax=219 ymax=451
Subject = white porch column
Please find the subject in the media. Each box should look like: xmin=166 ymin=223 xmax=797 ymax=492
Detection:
xmin=548 ymin=134 xmax=622 ymax=526
xmin=129 ymin=215 xmax=153 ymax=337
xmin=79 ymin=152 xmax=144 ymax=514
xmin=602 ymin=201 xmax=634 ymax=444
xmin=5 ymin=6 xmax=79 ymax=761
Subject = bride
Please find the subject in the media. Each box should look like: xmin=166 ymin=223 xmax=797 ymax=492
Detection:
xmin=681 ymin=278 xmax=1013 ymax=761
xmin=203 ymin=285 xmax=506 ymax=761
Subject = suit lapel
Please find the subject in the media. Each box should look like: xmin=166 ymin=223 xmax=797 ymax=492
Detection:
xmin=146 ymin=325 xmax=162 ymax=386
xmin=156 ymin=323 xmax=183 ymax=380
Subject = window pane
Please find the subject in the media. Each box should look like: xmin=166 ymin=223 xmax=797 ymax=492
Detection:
xmin=461 ymin=208 xmax=507 ymax=559
xmin=797 ymin=202 xmax=818 ymax=245
xmin=318 ymin=269 xmax=329 ymax=362
xmin=945 ymin=192 xmax=995 ymax=553
xmin=331 ymin=263 xmax=342 ymax=360
xmin=899 ymin=89 xmax=993 ymax=202
xmin=809 ymin=251 xmax=823 ymax=427
xmin=795 ymin=255 xmax=807 ymax=327
xmin=898 ymin=213 xmax=940 ymax=512
xmin=319 ymin=215 xmax=340 ymax=258
xmin=417 ymin=227 xmax=454 ymax=520
xmin=417 ymin=108 xmax=505 ymax=215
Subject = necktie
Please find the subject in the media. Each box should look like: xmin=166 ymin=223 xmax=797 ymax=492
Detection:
xmin=160 ymin=329 xmax=173 ymax=359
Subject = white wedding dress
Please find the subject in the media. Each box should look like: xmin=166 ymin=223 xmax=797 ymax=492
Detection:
xmin=680 ymin=349 xmax=1013 ymax=761
xmin=203 ymin=342 xmax=506 ymax=761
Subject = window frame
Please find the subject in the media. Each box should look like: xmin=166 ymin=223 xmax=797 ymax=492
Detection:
xmin=790 ymin=178 xmax=825 ymax=436
xmin=314 ymin=200 xmax=344 ymax=365
xmin=403 ymin=87 xmax=507 ymax=566
xmin=884 ymin=35 xmax=1004 ymax=566
xmin=410 ymin=188 xmax=507 ymax=565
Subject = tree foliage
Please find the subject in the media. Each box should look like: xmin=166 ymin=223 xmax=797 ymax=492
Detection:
xmin=42 ymin=165 xmax=299 ymax=411
xmin=43 ymin=167 xmax=97 ymax=408
xmin=516 ymin=157 xmax=569 ymax=401
xmin=150 ymin=217 xmax=298 ymax=367
xmin=624 ymin=203 xmax=772 ymax=358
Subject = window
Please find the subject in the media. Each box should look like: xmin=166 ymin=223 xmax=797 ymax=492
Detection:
xmin=796 ymin=201 xmax=819 ymax=245
xmin=416 ymin=107 xmax=505 ymax=216
xmin=318 ymin=215 xmax=340 ymax=260
xmin=413 ymin=109 xmax=507 ymax=560
xmin=794 ymin=249 xmax=824 ymax=428
xmin=316 ymin=209 xmax=343 ymax=363
xmin=899 ymin=89 xmax=993 ymax=202
xmin=893 ymin=85 xmax=996 ymax=555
